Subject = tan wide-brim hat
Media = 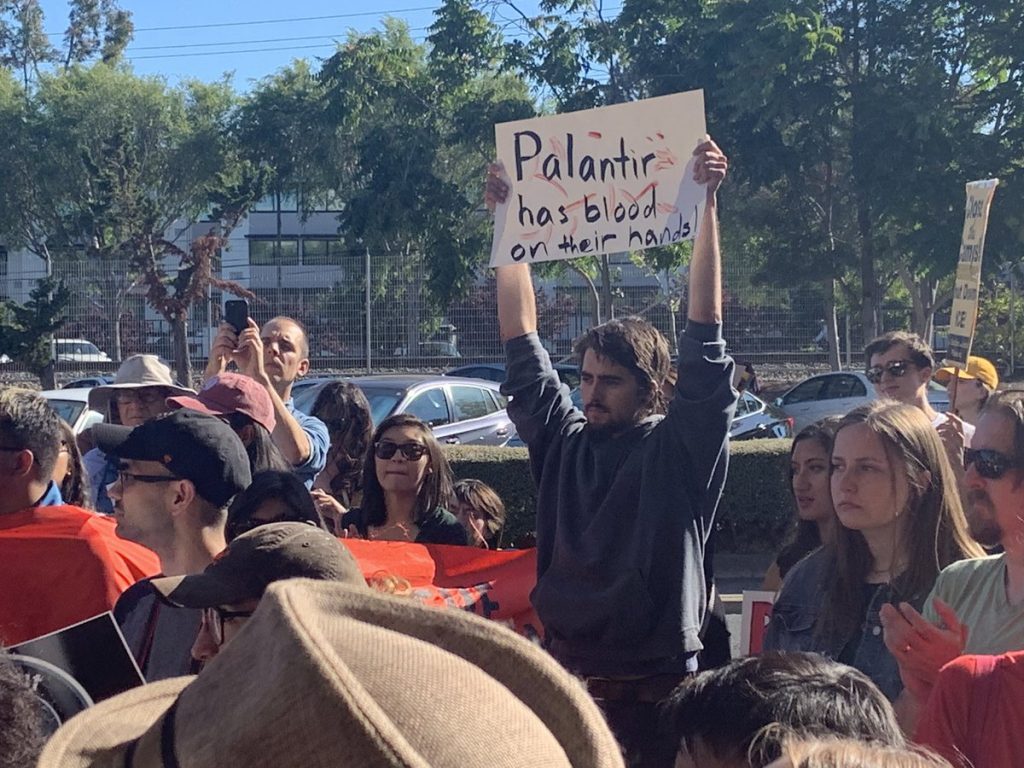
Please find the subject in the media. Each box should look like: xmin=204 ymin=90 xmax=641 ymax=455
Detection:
xmin=40 ymin=578 xmax=625 ymax=768
xmin=88 ymin=354 xmax=195 ymax=414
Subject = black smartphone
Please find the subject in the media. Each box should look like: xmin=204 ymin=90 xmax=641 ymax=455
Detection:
xmin=224 ymin=299 xmax=250 ymax=334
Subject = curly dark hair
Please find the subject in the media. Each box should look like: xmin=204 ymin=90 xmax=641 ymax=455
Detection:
xmin=573 ymin=316 xmax=671 ymax=418
xmin=311 ymin=382 xmax=374 ymax=507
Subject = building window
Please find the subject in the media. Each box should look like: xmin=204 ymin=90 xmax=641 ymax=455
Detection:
xmin=249 ymin=239 xmax=299 ymax=266
xmin=302 ymin=239 xmax=343 ymax=265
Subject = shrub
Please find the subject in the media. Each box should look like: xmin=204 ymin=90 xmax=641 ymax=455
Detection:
xmin=446 ymin=438 xmax=794 ymax=553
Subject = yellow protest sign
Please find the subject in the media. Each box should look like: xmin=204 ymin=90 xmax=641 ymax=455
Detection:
xmin=947 ymin=179 xmax=998 ymax=366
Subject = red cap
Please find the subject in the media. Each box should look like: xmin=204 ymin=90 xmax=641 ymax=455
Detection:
xmin=167 ymin=372 xmax=276 ymax=433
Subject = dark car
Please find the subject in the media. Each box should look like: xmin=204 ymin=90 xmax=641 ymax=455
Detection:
xmin=445 ymin=361 xmax=581 ymax=389
xmin=62 ymin=375 xmax=115 ymax=390
xmin=292 ymin=374 xmax=513 ymax=446
xmin=729 ymin=390 xmax=794 ymax=440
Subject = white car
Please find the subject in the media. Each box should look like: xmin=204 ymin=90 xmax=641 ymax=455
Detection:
xmin=53 ymin=339 xmax=111 ymax=364
xmin=40 ymin=389 xmax=105 ymax=434
xmin=773 ymin=371 xmax=950 ymax=432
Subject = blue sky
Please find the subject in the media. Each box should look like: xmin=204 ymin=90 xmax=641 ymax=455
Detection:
xmin=38 ymin=0 xmax=547 ymax=89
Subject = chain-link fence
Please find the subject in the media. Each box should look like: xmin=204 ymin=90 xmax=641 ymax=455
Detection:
xmin=6 ymin=251 xmax=1007 ymax=382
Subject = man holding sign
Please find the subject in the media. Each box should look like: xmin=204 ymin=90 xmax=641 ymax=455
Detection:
xmin=487 ymin=129 xmax=734 ymax=766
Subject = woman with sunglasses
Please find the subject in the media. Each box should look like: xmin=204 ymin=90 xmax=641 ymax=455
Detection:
xmin=764 ymin=401 xmax=983 ymax=701
xmin=340 ymin=414 xmax=467 ymax=545
xmin=224 ymin=470 xmax=326 ymax=543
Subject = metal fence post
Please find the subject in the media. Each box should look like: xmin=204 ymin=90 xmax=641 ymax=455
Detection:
xmin=365 ymin=247 xmax=372 ymax=374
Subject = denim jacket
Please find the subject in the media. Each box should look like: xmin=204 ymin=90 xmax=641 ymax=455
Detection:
xmin=763 ymin=548 xmax=928 ymax=701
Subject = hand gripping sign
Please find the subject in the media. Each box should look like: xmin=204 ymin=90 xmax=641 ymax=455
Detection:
xmin=490 ymin=90 xmax=708 ymax=267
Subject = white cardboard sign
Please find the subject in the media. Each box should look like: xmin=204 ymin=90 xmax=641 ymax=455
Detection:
xmin=946 ymin=178 xmax=999 ymax=367
xmin=489 ymin=90 xmax=708 ymax=267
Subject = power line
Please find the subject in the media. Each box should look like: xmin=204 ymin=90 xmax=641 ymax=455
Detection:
xmin=129 ymin=43 xmax=343 ymax=61
xmin=47 ymin=6 xmax=440 ymax=37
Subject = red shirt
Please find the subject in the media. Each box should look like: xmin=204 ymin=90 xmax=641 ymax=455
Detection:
xmin=0 ymin=504 xmax=160 ymax=645
xmin=915 ymin=652 xmax=1024 ymax=768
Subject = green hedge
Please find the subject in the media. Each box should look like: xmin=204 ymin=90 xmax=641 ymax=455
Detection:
xmin=446 ymin=438 xmax=794 ymax=553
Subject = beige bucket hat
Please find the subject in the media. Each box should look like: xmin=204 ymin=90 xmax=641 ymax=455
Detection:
xmin=39 ymin=578 xmax=625 ymax=768
xmin=88 ymin=354 xmax=195 ymax=415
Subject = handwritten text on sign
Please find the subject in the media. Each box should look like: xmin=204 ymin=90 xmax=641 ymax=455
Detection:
xmin=489 ymin=90 xmax=708 ymax=267
xmin=947 ymin=179 xmax=998 ymax=367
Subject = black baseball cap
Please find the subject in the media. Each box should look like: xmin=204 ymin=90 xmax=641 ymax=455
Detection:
xmin=93 ymin=410 xmax=252 ymax=507
xmin=150 ymin=522 xmax=366 ymax=608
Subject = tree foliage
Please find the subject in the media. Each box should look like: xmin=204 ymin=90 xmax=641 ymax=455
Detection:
xmin=0 ymin=276 xmax=71 ymax=387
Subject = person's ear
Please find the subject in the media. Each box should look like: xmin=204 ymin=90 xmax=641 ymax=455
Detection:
xmin=297 ymin=358 xmax=310 ymax=377
xmin=170 ymin=477 xmax=198 ymax=511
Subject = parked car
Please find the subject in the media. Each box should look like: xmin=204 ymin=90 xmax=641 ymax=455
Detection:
xmin=773 ymin=371 xmax=950 ymax=431
xmin=53 ymin=339 xmax=111 ymax=364
xmin=730 ymin=390 xmax=794 ymax=440
xmin=445 ymin=361 xmax=581 ymax=389
xmin=39 ymin=389 xmax=104 ymax=434
xmin=292 ymin=375 xmax=513 ymax=446
xmin=62 ymin=375 xmax=115 ymax=390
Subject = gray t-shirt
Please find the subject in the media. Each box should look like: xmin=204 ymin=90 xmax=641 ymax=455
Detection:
xmin=114 ymin=579 xmax=202 ymax=681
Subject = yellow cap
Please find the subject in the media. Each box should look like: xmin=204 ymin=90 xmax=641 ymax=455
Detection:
xmin=934 ymin=356 xmax=999 ymax=390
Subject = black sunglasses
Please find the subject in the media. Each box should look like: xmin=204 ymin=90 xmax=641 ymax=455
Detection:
xmin=964 ymin=448 xmax=1021 ymax=480
xmin=374 ymin=441 xmax=428 ymax=460
xmin=865 ymin=360 xmax=913 ymax=384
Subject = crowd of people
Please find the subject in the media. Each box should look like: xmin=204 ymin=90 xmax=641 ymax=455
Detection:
xmin=0 ymin=136 xmax=1019 ymax=768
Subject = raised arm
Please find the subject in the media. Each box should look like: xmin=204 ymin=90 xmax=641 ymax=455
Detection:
xmin=687 ymin=138 xmax=728 ymax=325
xmin=486 ymin=163 xmax=539 ymax=341
xmin=496 ymin=264 xmax=537 ymax=341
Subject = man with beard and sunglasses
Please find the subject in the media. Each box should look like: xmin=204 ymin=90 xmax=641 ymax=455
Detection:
xmin=486 ymin=138 xmax=736 ymax=767
xmin=880 ymin=391 xmax=1024 ymax=731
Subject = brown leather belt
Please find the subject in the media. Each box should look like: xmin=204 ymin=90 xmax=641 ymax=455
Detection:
xmin=585 ymin=673 xmax=688 ymax=704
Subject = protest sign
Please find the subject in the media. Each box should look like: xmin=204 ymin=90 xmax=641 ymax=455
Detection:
xmin=739 ymin=590 xmax=776 ymax=656
xmin=342 ymin=539 xmax=541 ymax=638
xmin=12 ymin=612 xmax=145 ymax=712
xmin=489 ymin=90 xmax=708 ymax=267
xmin=947 ymin=179 xmax=999 ymax=366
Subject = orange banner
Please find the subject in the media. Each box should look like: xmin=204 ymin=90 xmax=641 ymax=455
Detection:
xmin=341 ymin=540 xmax=542 ymax=640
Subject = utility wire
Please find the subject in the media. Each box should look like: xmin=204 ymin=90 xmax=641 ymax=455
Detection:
xmin=46 ymin=7 xmax=439 ymax=36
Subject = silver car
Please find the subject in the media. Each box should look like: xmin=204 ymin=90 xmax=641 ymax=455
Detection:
xmin=40 ymin=389 xmax=105 ymax=434
xmin=773 ymin=371 xmax=950 ymax=432
xmin=293 ymin=375 xmax=513 ymax=446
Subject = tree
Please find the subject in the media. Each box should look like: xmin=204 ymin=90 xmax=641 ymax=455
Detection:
xmin=0 ymin=276 xmax=71 ymax=388
xmin=316 ymin=11 xmax=534 ymax=353
xmin=0 ymin=0 xmax=132 ymax=89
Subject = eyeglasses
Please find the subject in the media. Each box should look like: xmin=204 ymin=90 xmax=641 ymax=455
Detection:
xmin=374 ymin=441 xmax=428 ymax=461
xmin=964 ymin=448 xmax=1021 ymax=480
xmin=865 ymin=360 xmax=914 ymax=384
xmin=115 ymin=465 xmax=181 ymax=486
xmin=114 ymin=388 xmax=168 ymax=406
xmin=202 ymin=606 xmax=255 ymax=646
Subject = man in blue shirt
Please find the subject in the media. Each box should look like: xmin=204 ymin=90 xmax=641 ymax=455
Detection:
xmin=205 ymin=315 xmax=328 ymax=485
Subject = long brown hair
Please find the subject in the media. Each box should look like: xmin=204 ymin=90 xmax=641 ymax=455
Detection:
xmin=820 ymin=402 xmax=983 ymax=641
xmin=360 ymin=414 xmax=453 ymax=527
xmin=311 ymin=381 xmax=373 ymax=506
